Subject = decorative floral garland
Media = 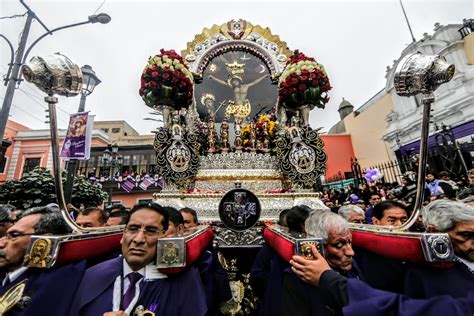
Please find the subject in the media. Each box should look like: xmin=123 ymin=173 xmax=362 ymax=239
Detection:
xmin=278 ymin=50 xmax=332 ymax=110
xmin=139 ymin=49 xmax=194 ymax=109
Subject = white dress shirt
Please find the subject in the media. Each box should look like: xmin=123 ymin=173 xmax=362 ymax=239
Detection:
xmin=2 ymin=267 xmax=28 ymax=287
xmin=112 ymin=259 xmax=168 ymax=314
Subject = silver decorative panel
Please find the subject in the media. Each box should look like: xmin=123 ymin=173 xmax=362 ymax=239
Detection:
xmin=213 ymin=226 xmax=265 ymax=248
xmin=153 ymin=192 xmax=323 ymax=221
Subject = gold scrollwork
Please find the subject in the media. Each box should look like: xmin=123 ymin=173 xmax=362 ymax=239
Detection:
xmin=0 ymin=282 xmax=26 ymax=314
xmin=24 ymin=238 xmax=52 ymax=268
xmin=181 ymin=20 xmax=292 ymax=65
xmin=160 ymin=242 xmax=179 ymax=265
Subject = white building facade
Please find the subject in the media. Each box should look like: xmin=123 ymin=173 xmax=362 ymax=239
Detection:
xmin=383 ymin=20 xmax=474 ymax=169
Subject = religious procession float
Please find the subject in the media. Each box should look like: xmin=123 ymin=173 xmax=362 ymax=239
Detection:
xmin=17 ymin=19 xmax=456 ymax=315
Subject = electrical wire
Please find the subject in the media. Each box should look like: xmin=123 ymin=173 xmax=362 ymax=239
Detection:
xmin=11 ymin=103 xmax=46 ymax=124
xmin=0 ymin=12 xmax=27 ymax=20
xmin=17 ymin=87 xmax=69 ymax=125
xmin=0 ymin=96 xmax=47 ymax=125
xmin=20 ymin=85 xmax=71 ymax=117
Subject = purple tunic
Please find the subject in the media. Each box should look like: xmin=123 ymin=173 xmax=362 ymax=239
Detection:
xmin=196 ymin=250 xmax=231 ymax=314
xmin=251 ymin=244 xmax=289 ymax=316
xmin=282 ymin=262 xmax=363 ymax=316
xmin=344 ymin=278 xmax=474 ymax=316
xmin=404 ymin=261 xmax=474 ymax=298
xmin=70 ymin=257 xmax=207 ymax=316
xmin=0 ymin=260 xmax=86 ymax=316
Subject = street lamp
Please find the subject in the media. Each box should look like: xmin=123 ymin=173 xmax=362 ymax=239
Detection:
xmin=101 ymin=144 xmax=123 ymax=206
xmin=0 ymin=0 xmax=111 ymax=162
xmin=64 ymin=64 xmax=101 ymax=203
xmin=78 ymin=65 xmax=102 ymax=112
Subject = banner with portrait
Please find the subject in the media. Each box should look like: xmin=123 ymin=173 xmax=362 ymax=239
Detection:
xmin=60 ymin=112 xmax=95 ymax=160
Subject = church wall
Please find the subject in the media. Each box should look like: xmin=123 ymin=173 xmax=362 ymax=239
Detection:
xmin=320 ymin=134 xmax=355 ymax=179
xmin=343 ymin=94 xmax=394 ymax=168
xmin=464 ymin=32 xmax=474 ymax=65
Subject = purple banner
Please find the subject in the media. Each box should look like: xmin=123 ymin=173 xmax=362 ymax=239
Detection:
xmin=60 ymin=112 xmax=94 ymax=160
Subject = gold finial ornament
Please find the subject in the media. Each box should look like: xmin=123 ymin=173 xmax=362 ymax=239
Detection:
xmin=226 ymin=19 xmax=247 ymax=39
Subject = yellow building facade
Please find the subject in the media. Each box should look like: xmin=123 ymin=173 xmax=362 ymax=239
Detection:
xmin=343 ymin=93 xmax=395 ymax=167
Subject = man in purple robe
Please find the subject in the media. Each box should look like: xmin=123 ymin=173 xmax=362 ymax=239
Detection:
xmin=290 ymin=244 xmax=474 ymax=316
xmin=250 ymin=244 xmax=289 ymax=316
xmin=354 ymin=200 xmax=409 ymax=293
xmin=283 ymin=211 xmax=363 ymax=316
xmin=70 ymin=202 xmax=207 ymax=316
xmin=0 ymin=206 xmax=85 ymax=315
xmin=404 ymin=200 xmax=474 ymax=298
xmin=251 ymin=206 xmax=310 ymax=316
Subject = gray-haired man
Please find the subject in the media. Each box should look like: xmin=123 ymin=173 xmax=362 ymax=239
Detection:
xmin=404 ymin=199 xmax=474 ymax=299
xmin=338 ymin=205 xmax=365 ymax=224
xmin=283 ymin=211 xmax=363 ymax=316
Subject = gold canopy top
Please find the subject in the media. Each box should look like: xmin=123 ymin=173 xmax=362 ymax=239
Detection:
xmin=181 ymin=19 xmax=293 ymax=78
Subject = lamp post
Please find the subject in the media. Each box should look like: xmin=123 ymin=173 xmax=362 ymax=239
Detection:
xmin=78 ymin=65 xmax=102 ymax=112
xmin=64 ymin=65 xmax=101 ymax=203
xmin=0 ymin=0 xmax=110 ymax=163
xmin=101 ymin=143 xmax=123 ymax=206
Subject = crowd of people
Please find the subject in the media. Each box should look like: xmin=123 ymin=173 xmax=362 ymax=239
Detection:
xmin=249 ymin=168 xmax=474 ymax=316
xmin=0 ymin=201 xmax=229 ymax=315
xmin=320 ymin=169 xmax=474 ymax=228
xmin=270 ymin=198 xmax=474 ymax=316
xmin=0 ymin=168 xmax=470 ymax=315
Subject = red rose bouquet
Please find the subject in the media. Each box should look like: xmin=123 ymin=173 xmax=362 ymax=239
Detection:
xmin=278 ymin=50 xmax=332 ymax=110
xmin=139 ymin=49 xmax=194 ymax=110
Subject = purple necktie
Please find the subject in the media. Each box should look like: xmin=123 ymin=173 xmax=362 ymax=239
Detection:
xmin=122 ymin=272 xmax=142 ymax=309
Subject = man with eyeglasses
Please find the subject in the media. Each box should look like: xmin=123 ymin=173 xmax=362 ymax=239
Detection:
xmin=283 ymin=211 xmax=363 ymax=316
xmin=0 ymin=206 xmax=86 ymax=315
xmin=70 ymin=202 xmax=207 ymax=316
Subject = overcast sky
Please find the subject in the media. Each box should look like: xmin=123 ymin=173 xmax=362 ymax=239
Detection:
xmin=0 ymin=0 xmax=471 ymax=135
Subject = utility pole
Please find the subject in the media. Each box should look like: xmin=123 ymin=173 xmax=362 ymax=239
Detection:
xmin=0 ymin=11 xmax=33 ymax=141
xmin=0 ymin=0 xmax=110 ymax=164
